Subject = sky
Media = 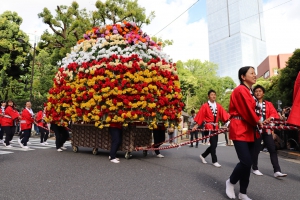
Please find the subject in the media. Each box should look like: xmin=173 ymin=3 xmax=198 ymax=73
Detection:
xmin=1 ymin=0 xmax=300 ymax=63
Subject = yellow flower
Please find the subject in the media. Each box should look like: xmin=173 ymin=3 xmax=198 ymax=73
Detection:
xmin=105 ymin=116 xmax=111 ymax=123
xmin=94 ymin=115 xmax=100 ymax=121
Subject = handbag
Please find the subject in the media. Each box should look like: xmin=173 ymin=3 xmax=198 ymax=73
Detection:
xmin=168 ymin=127 xmax=174 ymax=134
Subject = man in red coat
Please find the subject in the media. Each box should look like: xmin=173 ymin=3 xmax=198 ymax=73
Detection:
xmin=2 ymin=100 xmax=21 ymax=147
xmin=252 ymin=85 xmax=287 ymax=177
xmin=35 ymin=107 xmax=49 ymax=145
xmin=0 ymin=100 xmax=6 ymax=143
xmin=18 ymin=101 xmax=34 ymax=149
xmin=192 ymin=89 xmax=230 ymax=167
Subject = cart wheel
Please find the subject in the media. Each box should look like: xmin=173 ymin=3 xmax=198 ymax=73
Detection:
xmin=143 ymin=150 xmax=148 ymax=157
xmin=125 ymin=152 xmax=131 ymax=159
xmin=72 ymin=146 xmax=78 ymax=153
xmin=92 ymin=148 xmax=98 ymax=155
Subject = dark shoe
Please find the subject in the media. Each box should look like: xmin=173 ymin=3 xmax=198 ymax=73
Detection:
xmin=189 ymin=145 xmax=193 ymax=147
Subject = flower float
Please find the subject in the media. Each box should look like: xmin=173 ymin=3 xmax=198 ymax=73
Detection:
xmin=45 ymin=21 xmax=184 ymax=129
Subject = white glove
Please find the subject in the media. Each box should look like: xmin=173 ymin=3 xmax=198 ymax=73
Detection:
xmin=225 ymin=121 xmax=230 ymax=128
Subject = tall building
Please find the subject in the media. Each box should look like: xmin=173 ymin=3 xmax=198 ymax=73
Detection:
xmin=206 ymin=0 xmax=267 ymax=84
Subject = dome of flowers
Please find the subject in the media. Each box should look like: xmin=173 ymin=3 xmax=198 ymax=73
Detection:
xmin=45 ymin=21 xmax=184 ymax=129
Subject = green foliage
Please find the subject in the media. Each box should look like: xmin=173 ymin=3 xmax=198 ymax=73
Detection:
xmin=0 ymin=11 xmax=31 ymax=100
xmin=94 ymin=0 xmax=155 ymax=26
xmin=177 ymin=59 xmax=236 ymax=113
xmin=278 ymin=49 xmax=300 ymax=106
xmin=37 ymin=2 xmax=92 ymax=65
xmin=33 ymin=50 xmax=57 ymax=97
xmin=151 ymin=36 xmax=173 ymax=48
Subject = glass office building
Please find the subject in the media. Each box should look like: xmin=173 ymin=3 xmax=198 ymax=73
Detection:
xmin=206 ymin=0 xmax=267 ymax=84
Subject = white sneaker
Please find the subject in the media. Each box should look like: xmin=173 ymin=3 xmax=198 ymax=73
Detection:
xmin=213 ymin=162 xmax=221 ymax=167
xmin=199 ymin=155 xmax=207 ymax=164
xmin=252 ymin=170 xmax=263 ymax=176
xmin=57 ymin=149 xmax=63 ymax=152
xmin=44 ymin=142 xmax=49 ymax=145
xmin=238 ymin=193 xmax=252 ymax=200
xmin=108 ymin=156 xmax=120 ymax=161
xmin=274 ymin=172 xmax=287 ymax=178
xmin=157 ymin=154 xmax=164 ymax=158
xmin=110 ymin=159 xmax=120 ymax=163
xmin=22 ymin=146 xmax=29 ymax=149
xmin=5 ymin=145 xmax=13 ymax=148
xmin=40 ymin=143 xmax=46 ymax=145
xmin=61 ymin=147 xmax=67 ymax=150
xmin=18 ymin=138 xmax=23 ymax=147
xmin=27 ymin=142 xmax=31 ymax=145
xmin=226 ymin=179 xmax=236 ymax=199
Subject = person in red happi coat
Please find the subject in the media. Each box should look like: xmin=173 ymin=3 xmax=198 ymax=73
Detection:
xmin=251 ymin=84 xmax=287 ymax=178
xmin=192 ymin=89 xmax=230 ymax=168
xmin=2 ymin=100 xmax=21 ymax=147
xmin=18 ymin=102 xmax=34 ymax=149
xmin=35 ymin=106 xmax=49 ymax=145
xmin=0 ymin=100 xmax=6 ymax=144
xmin=225 ymin=66 xmax=262 ymax=200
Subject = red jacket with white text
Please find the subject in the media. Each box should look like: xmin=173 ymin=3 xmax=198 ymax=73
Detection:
xmin=2 ymin=106 xmax=20 ymax=127
xmin=0 ymin=106 xmax=5 ymax=126
xmin=36 ymin=111 xmax=47 ymax=128
xmin=229 ymin=85 xmax=260 ymax=142
xmin=20 ymin=108 xmax=34 ymax=131
xmin=194 ymin=102 xmax=230 ymax=130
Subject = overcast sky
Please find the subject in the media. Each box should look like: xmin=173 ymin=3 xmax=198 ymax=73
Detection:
xmin=1 ymin=0 xmax=299 ymax=63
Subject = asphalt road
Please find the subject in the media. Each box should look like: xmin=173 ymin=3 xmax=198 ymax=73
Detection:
xmin=0 ymin=136 xmax=299 ymax=200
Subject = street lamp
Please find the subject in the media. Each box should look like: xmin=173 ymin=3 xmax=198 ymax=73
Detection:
xmin=18 ymin=39 xmax=36 ymax=102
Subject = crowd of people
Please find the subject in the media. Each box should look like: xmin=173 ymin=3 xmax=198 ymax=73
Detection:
xmin=0 ymin=100 xmax=69 ymax=152
xmin=185 ymin=66 xmax=290 ymax=200
xmin=1 ymin=66 xmax=297 ymax=200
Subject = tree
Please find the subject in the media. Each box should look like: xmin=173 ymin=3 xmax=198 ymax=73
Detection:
xmin=93 ymin=0 xmax=155 ymax=27
xmin=278 ymin=49 xmax=300 ymax=106
xmin=0 ymin=11 xmax=31 ymax=100
xmin=177 ymin=59 xmax=236 ymax=113
xmin=33 ymin=50 xmax=57 ymax=98
xmin=37 ymin=2 xmax=92 ymax=64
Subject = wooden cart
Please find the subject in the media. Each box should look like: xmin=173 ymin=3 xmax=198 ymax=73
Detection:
xmin=71 ymin=123 xmax=152 ymax=158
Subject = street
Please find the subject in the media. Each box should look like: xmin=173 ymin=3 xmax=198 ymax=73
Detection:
xmin=0 ymin=136 xmax=299 ymax=200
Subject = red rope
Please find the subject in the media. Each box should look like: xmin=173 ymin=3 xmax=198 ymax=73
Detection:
xmin=135 ymin=124 xmax=299 ymax=151
xmin=136 ymin=128 xmax=228 ymax=151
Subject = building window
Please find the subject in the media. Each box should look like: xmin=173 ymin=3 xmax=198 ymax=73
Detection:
xmin=264 ymin=71 xmax=270 ymax=79
xmin=274 ymin=69 xmax=278 ymax=75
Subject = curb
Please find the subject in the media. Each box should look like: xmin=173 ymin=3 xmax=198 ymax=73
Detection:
xmin=277 ymin=150 xmax=300 ymax=160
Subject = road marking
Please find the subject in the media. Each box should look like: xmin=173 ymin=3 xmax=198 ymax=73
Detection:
xmin=0 ymin=137 xmax=71 ymax=155
xmin=0 ymin=151 xmax=14 ymax=154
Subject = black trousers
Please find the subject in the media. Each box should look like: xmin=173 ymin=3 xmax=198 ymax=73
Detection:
xmin=224 ymin=132 xmax=228 ymax=145
xmin=51 ymin=124 xmax=69 ymax=149
xmin=190 ymin=130 xmax=198 ymax=146
xmin=0 ymin=125 xmax=4 ymax=140
xmin=153 ymin=129 xmax=165 ymax=155
xmin=2 ymin=126 xmax=15 ymax=145
xmin=230 ymin=141 xmax=255 ymax=194
xmin=252 ymin=133 xmax=281 ymax=173
xmin=40 ymin=127 xmax=49 ymax=143
xmin=202 ymin=131 xmax=209 ymax=143
xmin=109 ymin=127 xmax=122 ymax=159
xmin=202 ymin=133 xmax=218 ymax=163
xmin=21 ymin=129 xmax=31 ymax=146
